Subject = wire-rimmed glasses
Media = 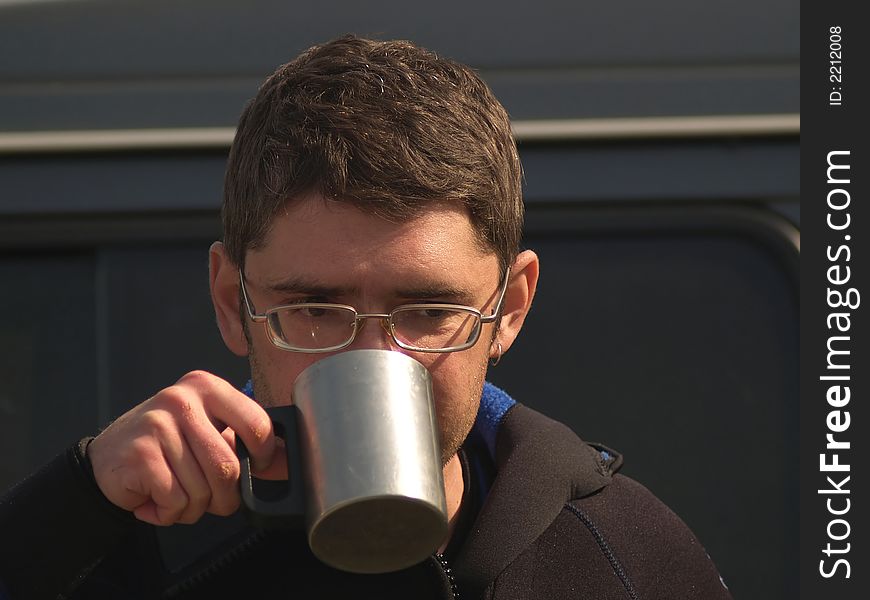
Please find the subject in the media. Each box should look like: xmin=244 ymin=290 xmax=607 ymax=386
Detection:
xmin=239 ymin=268 xmax=510 ymax=353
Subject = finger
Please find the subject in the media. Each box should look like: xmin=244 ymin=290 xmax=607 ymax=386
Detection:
xmin=133 ymin=500 xmax=163 ymax=526
xmin=174 ymin=407 xmax=244 ymax=517
xmin=132 ymin=457 xmax=189 ymax=526
xmin=176 ymin=371 xmax=276 ymax=472
xmin=221 ymin=427 xmax=288 ymax=481
xmin=161 ymin=429 xmax=212 ymax=524
xmin=251 ymin=436 xmax=289 ymax=481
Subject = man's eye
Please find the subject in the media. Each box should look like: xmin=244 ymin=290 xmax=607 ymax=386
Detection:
xmin=402 ymin=307 xmax=455 ymax=321
xmin=299 ymin=306 xmax=330 ymax=317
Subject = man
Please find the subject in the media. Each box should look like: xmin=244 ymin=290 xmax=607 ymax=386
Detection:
xmin=0 ymin=35 xmax=732 ymax=599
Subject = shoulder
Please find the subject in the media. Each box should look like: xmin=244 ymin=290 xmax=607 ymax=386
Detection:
xmin=483 ymin=403 xmax=732 ymax=599
xmin=490 ymin=475 xmax=732 ymax=599
xmin=565 ymin=475 xmax=733 ymax=599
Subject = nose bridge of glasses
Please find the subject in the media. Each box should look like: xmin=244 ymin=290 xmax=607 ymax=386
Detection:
xmin=352 ymin=312 xmax=396 ymax=348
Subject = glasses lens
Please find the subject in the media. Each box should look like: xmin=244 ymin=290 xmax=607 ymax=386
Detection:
xmin=391 ymin=306 xmax=481 ymax=351
xmin=267 ymin=305 xmax=356 ymax=350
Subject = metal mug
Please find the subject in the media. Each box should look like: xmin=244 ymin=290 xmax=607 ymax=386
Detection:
xmin=238 ymin=349 xmax=448 ymax=573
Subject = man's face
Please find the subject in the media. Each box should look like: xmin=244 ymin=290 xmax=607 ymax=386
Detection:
xmin=238 ymin=196 xmax=502 ymax=465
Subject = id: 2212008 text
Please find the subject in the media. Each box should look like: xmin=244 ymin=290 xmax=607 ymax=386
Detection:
xmin=829 ymin=26 xmax=843 ymax=107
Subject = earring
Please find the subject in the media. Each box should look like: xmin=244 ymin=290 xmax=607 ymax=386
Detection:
xmin=490 ymin=342 xmax=503 ymax=366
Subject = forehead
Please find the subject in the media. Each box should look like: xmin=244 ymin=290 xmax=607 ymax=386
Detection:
xmin=247 ymin=196 xmax=498 ymax=286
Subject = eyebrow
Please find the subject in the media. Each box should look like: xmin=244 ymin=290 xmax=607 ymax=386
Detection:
xmin=394 ymin=283 xmax=475 ymax=304
xmin=262 ymin=275 xmax=475 ymax=304
xmin=263 ymin=275 xmax=353 ymax=298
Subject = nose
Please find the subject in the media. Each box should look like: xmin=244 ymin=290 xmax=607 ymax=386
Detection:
xmin=350 ymin=315 xmax=398 ymax=351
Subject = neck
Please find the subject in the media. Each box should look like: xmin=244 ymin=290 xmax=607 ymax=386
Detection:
xmin=438 ymin=452 xmax=465 ymax=554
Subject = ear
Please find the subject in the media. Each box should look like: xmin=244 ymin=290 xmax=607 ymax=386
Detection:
xmin=491 ymin=249 xmax=539 ymax=357
xmin=209 ymin=241 xmax=249 ymax=357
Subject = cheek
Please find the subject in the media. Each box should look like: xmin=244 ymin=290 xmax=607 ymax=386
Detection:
xmin=425 ymin=340 xmax=490 ymax=392
xmin=430 ymin=363 xmax=481 ymax=411
xmin=250 ymin=340 xmax=322 ymax=406
xmin=423 ymin=347 xmax=489 ymax=438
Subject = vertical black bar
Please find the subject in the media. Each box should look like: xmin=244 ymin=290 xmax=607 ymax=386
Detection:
xmin=800 ymin=2 xmax=867 ymax=598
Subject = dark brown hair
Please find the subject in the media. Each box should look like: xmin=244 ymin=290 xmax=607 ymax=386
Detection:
xmin=222 ymin=34 xmax=523 ymax=274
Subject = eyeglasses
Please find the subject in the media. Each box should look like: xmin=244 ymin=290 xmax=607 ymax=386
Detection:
xmin=239 ymin=268 xmax=510 ymax=353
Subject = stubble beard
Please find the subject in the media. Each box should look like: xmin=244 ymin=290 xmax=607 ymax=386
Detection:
xmin=247 ymin=347 xmax=279 ymax=408
xmin=435 ymin=358 xmax=488 ymax=467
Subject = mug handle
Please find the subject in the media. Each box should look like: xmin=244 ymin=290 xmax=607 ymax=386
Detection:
xmin=237 ymin=404 xmax=306 ymax=527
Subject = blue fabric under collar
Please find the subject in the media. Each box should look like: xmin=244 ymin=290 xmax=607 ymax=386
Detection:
xmin=240 ymin=379 xmax=515 ymax=461
xmin=470 ymin=381 xmax=517 ymax=460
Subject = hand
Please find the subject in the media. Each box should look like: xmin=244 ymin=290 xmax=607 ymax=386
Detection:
xmin=88 ymin=371 xmax=284 ymax=526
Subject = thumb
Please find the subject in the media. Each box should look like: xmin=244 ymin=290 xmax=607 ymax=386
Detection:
xmin=252 ymin=438 xmax=290 ymax=481
xmin=224 ymin=427 xmax=289 ymax=480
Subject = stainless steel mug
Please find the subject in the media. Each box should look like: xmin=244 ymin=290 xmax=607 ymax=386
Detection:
xmin=238 ymin=349 xmax=448 ymax=573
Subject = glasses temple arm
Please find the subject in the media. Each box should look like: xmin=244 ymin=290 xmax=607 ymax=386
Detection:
xmin=480 ymin=266 xmax=511 ymax=323
xmin=238 ymin=270 xmax=268 ymax=322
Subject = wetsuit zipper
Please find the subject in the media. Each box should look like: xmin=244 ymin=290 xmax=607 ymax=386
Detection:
xmin=164 ymin=537 xmax=460 ymax=599
xmin=433 ymin=552 xmax=460 ymax=600
xmin=161 ymin=530 xmax=266 ymax=598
